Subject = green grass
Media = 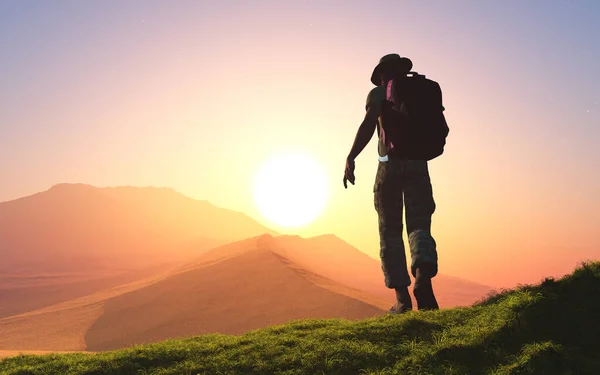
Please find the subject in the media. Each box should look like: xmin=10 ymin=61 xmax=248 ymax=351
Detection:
xmin=2 ymin=261 xmax=599 ymax=375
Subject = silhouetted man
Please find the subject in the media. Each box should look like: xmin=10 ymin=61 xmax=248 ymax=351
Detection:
xmin=344 ymin=53 xmax=440 ymax=313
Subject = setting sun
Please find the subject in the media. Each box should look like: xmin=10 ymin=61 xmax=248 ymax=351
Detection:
xmin=253 ymin=152 xmax=328 ymax=228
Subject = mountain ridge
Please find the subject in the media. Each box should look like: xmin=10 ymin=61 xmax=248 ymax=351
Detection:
xmin=0 ymin=183 xmax=277 ymax=275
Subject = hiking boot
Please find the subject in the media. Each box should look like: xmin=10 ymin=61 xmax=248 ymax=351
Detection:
xmin=389 ymin=287 xmax=413 ymax=314
xmin=389 ymin=302 xmax=412 ymax=314
xmin=413 ymin=266 xmax=439 ymax=311
xmin=413 ymin=283 xmax=439 ymax=310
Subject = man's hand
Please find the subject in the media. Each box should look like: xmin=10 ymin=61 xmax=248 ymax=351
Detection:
xmin=343 ymin=158 xmax=356 ymax=189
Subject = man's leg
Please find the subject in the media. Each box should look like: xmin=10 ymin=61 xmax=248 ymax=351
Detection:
xmin=374 ymin=161 xmax=412 ymax=312
xmin=403 ymin=160 xmax=439 ymax=310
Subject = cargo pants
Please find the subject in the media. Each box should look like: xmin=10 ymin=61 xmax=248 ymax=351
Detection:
xmin=374 ymin=158 xmax=438 ymax=288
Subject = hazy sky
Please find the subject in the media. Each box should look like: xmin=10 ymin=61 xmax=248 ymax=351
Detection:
xmin=1 ymin=1 xmax=599 ymax=287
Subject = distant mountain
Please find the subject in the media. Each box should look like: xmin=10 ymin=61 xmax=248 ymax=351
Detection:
xmin=0 ymin=183 xmax=277 ymax=275
xmin=0 ymin=236 xmax=388 ymax=352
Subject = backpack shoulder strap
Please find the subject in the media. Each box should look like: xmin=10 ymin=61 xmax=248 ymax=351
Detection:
xmin=386 ymin=80 xmax=394 ymax=102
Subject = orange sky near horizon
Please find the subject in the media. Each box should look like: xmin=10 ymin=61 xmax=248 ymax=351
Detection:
xmin=1 ymin=1 xmax=599 ymax=288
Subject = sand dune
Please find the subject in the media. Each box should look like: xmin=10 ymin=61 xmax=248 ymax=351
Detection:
xmin=0 ymin=264 xmax=176 ymax=318
xmin=85 ymin=248 xmax=387 ymax=351
xmin=0 ymin=302 xmax=104 ymax=352
xmin=0 ymin=264 xmax=181 ymax=351
xmin=0 ymin=240 xmax=387 ymax=352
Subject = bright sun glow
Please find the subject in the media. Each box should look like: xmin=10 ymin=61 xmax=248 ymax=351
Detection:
xmin=253 ymin=152 xmax=328 ymax=228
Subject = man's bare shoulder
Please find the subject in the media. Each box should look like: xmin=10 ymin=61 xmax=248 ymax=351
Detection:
xmin=366 ymin=85 xmax=386 ymax=110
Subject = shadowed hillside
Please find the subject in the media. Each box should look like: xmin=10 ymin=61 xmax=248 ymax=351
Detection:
xmin=1 ymin=261 xmax=598 ymax=374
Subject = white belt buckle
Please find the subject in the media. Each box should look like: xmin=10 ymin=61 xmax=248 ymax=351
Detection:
xmin=378 ymin=154 xmax=389 ymax=162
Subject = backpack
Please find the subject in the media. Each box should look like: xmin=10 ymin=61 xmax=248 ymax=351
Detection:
xmin=381 ymin=72 xmax=449 ymax=161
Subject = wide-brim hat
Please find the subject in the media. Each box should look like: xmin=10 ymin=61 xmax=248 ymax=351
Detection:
xmin=370 ymin=53 xmax=413 ymax=85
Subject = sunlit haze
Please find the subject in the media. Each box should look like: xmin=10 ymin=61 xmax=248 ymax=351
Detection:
xmin=1 ymin=1 xmax=599 ymax=288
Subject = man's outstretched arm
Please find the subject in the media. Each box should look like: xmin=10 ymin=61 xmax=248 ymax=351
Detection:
xmin=343 ymin=101 xmax=382 ymax=188
xmin=347 ymin=106 xmax=380 ymax=161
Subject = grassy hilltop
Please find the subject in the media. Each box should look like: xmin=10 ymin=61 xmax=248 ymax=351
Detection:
xmin=1 ymin=262 xmax=599 ymax=375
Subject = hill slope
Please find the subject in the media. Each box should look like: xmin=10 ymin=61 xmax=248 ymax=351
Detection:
xmin=0 ymin=236 xmax=387 ymax=352
xmin=84 ymin=248 xmax=386 ymax=351
xmin=1 ymin=261 xmax=598 ymax=374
